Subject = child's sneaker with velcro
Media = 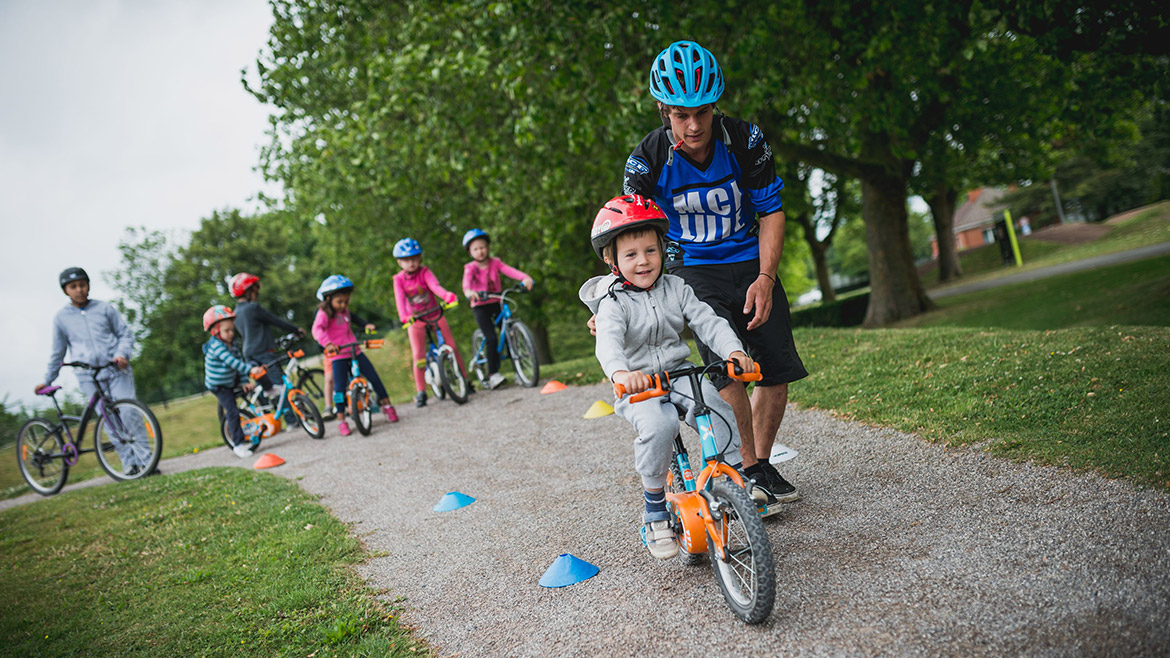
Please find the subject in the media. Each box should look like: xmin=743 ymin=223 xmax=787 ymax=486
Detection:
xmin=383 ymin=405 xmax=399 ymax=422
xmin=642 ymin=520 xmax=679 ymax=559
xmin=338 ymin=420 xmax=352 ymax=436
xmin=232 ymin=443 xmax=253 ymax=459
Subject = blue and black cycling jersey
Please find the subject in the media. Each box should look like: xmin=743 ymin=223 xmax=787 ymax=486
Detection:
xmin=622 ymin=114 xmax=784 ymax=266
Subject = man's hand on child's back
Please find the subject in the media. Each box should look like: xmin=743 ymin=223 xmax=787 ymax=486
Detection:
xmin=613 ymin=370 xmax=653 ymax=395
xmin=587 ymin=314 xmax=597 ymax=336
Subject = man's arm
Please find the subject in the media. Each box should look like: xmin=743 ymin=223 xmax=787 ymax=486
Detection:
xmin=42 ymin=317 xmax=68 ymax=387
xmin=258 ymin=305 xmax=299 ymax=334
xmin=744 ymin=210 xmax=785 ymax=331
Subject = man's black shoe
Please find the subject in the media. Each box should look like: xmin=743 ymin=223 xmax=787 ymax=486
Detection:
xmin=761 ymin=461 xmax=801 ymax=503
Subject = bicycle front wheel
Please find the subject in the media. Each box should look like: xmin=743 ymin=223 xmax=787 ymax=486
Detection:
xmin=290 ymin=392 xmax=325 ymax=439
xmin=469 ymin=329 xmax=488 ymax=389
xmin=350 ymin=381 xmax=373 ymax=436
xmin=706 ymin=478 xmax=776 ymax=624
xmin=218 ymin=399 xmax=255 ymax=449
xmin=94 ymin=399 xmax=163 ymax=481
xmin=438 ymin=345 xmax=468 ymax=405
xmin=505 ymin=320 xmax=540 ymax=387
xmin=17 ymin=418 xmax=68 ymax=496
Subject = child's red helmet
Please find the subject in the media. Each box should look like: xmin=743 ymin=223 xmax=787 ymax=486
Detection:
xmin=590 ymin=194 xmax=669 ymax=260
xmin=229 ymin=272 xmax=260 ymax=298
xmin=203 ymin=305 xmax=235 ymax=335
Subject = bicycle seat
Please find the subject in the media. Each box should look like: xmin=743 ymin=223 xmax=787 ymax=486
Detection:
xmin=36 ymin=386 xmax=61 ymax=396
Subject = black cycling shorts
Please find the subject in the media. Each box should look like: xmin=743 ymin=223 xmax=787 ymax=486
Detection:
xmin=670 ymin=258 xmax=808 ymax=389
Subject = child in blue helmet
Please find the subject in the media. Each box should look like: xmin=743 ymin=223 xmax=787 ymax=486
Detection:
xmin=460 ymin=228 xmax=534 ymax=390
xmin=311 ymin=275 xmax=398 ymax=436
xmin=391 ymin=238 xmax=467 ymax=407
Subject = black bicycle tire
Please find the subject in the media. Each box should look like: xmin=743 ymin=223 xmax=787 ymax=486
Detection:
xmin=437 ymin=346 xmax=469 ymax=405
xmin=505 ymin=320 xmax=540 ymax=387
xmin=352 ymin=382 xmax=373 ymax=436
xmin=469 ymin=328 xmax=488 ymax=388
xmin=94 ymin=399 xmax=163 ymax=482
xmin=291 ymin=392 xmax=325 ymax=439
xmin=220 ymin=402 xmax=257 ymax=449
xmin=296 ymin=367 xmax=327 ymax=410
xmin=707 ymin=478 xmax=776 ymax=624
xmin=16 ymin=417 xmax=68 ymax=496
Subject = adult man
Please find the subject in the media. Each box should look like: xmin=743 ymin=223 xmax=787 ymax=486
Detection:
xmin=620 ymin=41 xmax=807 ymax=511
xmin=35 ymin=267 xmax=156 ymax=476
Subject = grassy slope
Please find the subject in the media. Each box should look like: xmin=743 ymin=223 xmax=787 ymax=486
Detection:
xmin=0 ymin=467 xmax=430 ymax=656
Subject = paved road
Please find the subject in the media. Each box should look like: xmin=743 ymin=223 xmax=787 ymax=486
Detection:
xmin=929 ymin=241 xmax=1170 ymax=300
xmin=5 ymin=382 xmax=1169 ymax=656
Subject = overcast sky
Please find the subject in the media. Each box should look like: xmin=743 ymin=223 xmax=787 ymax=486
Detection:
xmin=0 ymin=0 xmax=277 ymax=409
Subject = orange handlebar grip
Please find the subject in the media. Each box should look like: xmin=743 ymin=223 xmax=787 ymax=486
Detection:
xmin=289 ymin=349 xmax=305 ymax=358
xmin=365 ymin=339 xmax=384 ymax=349
xmin=727 ymin=361 xmax=763 ymax=382
xmin=249 ymin=366 xmax=267 ymax=379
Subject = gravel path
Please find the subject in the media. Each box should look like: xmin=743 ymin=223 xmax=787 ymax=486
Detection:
xmin=5 ymin=382 xmax=1169 ymax=656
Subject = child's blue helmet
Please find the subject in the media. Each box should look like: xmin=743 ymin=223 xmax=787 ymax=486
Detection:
xmin=393 ymin=238 xmax=422 ymax=258
xmin=316 ymin=274 xmax=354 ymax=300
xmin=462 ymin=228 xmax=489 ymax=250
xmin=648 ymin=41 xmax=724 ymax=108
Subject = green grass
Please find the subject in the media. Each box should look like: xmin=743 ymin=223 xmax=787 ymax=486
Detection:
xmin=0 ymin=467 xmax=431 ymax=656
xmin=791 ymin=326 xmax=1170 ymax=489
xmin=900 ymin=255 xmax=1170 ymax=329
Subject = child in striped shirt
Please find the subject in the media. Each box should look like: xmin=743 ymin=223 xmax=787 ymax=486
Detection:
xmin=202 ymin=305 xmax=266 ymax=458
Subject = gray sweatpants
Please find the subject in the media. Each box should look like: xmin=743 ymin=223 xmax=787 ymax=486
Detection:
xmin=78 ymin=367 xmax=152 ymax=470
xmin=614 ymin=373 xmax=743 ymax=490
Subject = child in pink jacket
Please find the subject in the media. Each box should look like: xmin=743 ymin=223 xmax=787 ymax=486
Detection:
xmin=460 ymin=228 xmax=533 ymax=390
xmin=392 ymin=238 xmax=468 ymax=407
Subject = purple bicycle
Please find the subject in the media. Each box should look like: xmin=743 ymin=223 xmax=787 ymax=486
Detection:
xmin=17 ymin=362 xmax=163 ymax=495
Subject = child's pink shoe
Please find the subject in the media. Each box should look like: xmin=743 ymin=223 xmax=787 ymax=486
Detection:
xmin=383 ymin=405 xmax=399 ymax=423
xmin=338 ymin=420 xmax=352 ymax=436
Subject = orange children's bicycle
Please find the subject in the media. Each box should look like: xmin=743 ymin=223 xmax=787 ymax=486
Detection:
xmin=616 ymin=360 xmax=777 ymax=624
xmin=324 ymin=335 xmax=384 ymax=436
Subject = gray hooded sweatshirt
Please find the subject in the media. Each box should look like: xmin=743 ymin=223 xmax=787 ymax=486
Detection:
xmin=578 ymin=273 xmax=743 ymax=378
xmin=44 ymin=299 xmax=135 ymax=385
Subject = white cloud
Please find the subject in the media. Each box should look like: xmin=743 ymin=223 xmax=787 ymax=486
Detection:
xmin=0 ymin=0 xmax=278 ymax=408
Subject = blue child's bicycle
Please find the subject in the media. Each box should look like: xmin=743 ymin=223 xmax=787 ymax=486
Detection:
xmin=217 ymin=337 xmax=325 ymax=447
xmin=18 ymin=362 xmax=163 ymax=495
xmin=324 ymin=334 xmax=385 ymax=436
xmin=468 ymin=284 xmax=539 ymax=388
xmin=615 ymin=359 xmax=776 ymax=624
xmin=404 ymin=301 xmax=469 ymax=405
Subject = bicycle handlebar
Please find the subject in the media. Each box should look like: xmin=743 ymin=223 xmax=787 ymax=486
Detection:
xmin=323 ymin=338 xmax=383 ymax=358
xmin=402 ymin=300 xmax=458 ymax=329
xmin=475 ymin=284 xmax=529 ymax=301
xmin=613 ymin=360 xmax=762 ymax=402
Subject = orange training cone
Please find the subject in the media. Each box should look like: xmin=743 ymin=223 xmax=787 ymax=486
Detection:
xmin=254 ymin=453 xmax=286 ymax=470
xmin=541 ymin=380 xmax=568 ymax=394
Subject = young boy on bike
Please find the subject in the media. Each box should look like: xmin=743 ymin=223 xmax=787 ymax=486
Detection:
xmin=35 ymin=267 xmax=155 ymax=476
xmin=579 ymin=195 xmax=754 ymax=560
xmin=229 ymin=272 xmax=305 ymax=403
xmin=202 ymin=305 xmax=267 ymax=458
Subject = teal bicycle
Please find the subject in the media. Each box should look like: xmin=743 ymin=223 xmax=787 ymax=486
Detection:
xmin=468 ymin=284 xmax=539 ymax=388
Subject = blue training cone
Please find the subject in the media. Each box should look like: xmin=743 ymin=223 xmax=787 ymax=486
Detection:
xmin=538 ymin=553 xmax=599 ymax=588
xmin=433 ymin=491 xmax=476 ymax=512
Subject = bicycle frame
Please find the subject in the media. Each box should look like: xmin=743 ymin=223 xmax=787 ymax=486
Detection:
xmin=324 ymin=336 xmax=384 ymax=412
xmin=46 ymin=364 xmax=129 ymax=465
xmin=240 ymin=348 xmax=316 ymax=438
xmin=470 ymin=286 xmax=523 ymax=368
xmin=616 ymin=361 xmax=762 ymax=561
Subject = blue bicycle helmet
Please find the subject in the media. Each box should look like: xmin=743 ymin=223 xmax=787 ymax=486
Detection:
xmin=316 ymin=274 xmax=354 ymax=300
xmin=462 ymin=228 xmax=489 ymax=250
xmin=648 ymin=41 xmax=724 ymax=107
xmin=393 ymin=238 xmax=422 ymax=258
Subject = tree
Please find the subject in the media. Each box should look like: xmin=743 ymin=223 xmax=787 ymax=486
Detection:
xmin=784 ymin=166 xmax=857 ymax=303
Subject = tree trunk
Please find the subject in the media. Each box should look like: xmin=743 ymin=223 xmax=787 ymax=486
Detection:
xmin=809 ymin=242 xmax=837 ymax=303
xmin=927 ymin=182 xmax=962 ymax=283
xmin=861 ymin=173 xmax=934 ymax=326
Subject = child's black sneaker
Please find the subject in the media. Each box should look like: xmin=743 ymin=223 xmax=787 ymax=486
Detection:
xmin=414 ymin=392 xmax=427 ymax=408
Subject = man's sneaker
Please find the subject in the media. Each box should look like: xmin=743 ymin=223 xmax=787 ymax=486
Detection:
xmin=487 ymin=372 xmax=506 ymax=389
xmin=232 ymin=443 xmax=253 ymax=459
xmin=747 ymin=476 xmax=781 ymax=518
xmin=338 ymin=421 xmax=352 ymax=437
xmin=383 ymin=405 xmax=399 ymax=422
xmin=643 ymin=520 xmax=679 ymax=560
xmin=415 ymin=392 xmax=427 ymax=408
xmin=124 ymin=464 xmax=141 ymax=477
xmin=761 ymin=462 xmax=802 ymax=503
xmin=144 ymin=466 xmax=162 ymax=477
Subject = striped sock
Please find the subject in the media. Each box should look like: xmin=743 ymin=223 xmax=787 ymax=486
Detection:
xmin=644 ymin=489 xmax=667 ymax=517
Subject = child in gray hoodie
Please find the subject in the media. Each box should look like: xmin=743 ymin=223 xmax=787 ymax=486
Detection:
xmin=579 ymin=195 xmax=753 ymax=560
